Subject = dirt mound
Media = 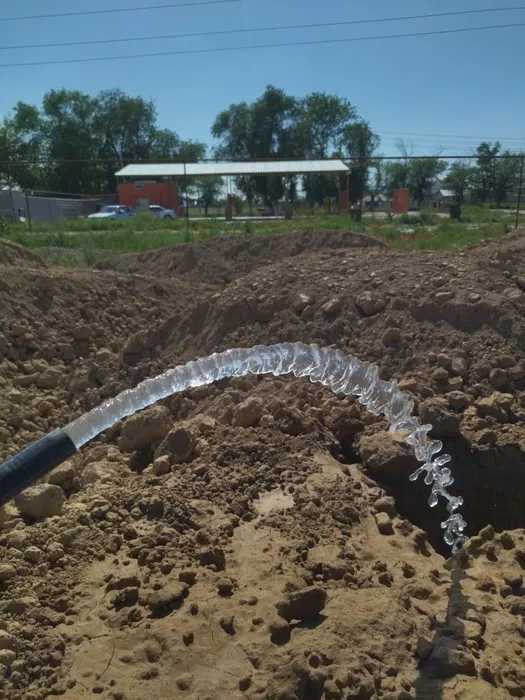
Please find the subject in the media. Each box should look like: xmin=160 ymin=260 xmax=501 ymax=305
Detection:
xmin=0 ymin=239 xmax=46 ymax=268
xmin=1 ymin=231 xmax=525 ymax=699
xmin=120 ymin=240 xmax=525 ymax=547
xmin=102 ymin=229 xmax=384 ymax=285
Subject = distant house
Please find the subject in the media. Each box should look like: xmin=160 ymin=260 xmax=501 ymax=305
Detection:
xmin=117 ymin=178 xmax=179 ymax=210
xmin=426 ymin=181 xmax=457 ymax=209
xmin=362 ymin=193 xmax=389 ymax=211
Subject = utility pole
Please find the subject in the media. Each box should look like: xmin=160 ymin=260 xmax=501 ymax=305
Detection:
xmin=516 ymin=155 xmax=524 ymax=230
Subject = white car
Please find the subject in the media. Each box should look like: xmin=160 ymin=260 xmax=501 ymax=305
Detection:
xmin=146 ymin=205 xmax=177 ymax=220
xmin=88 ymin=205 xmax=131 ymax=220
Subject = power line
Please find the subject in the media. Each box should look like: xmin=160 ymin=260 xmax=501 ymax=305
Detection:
xmin=1 ymin=22 xmax=525 ymax=69
xmin=376 ymin=130 xmax=525 ymax=142
xmin=0 ymin=0 xmax=239 ymax=23
xmin=377 ymin=137 xmax=525 ymax=151
xmin=3 ymin=6 xmax=525 ymax=50
xmin=1 ymin=155 xmax=524 ymax=166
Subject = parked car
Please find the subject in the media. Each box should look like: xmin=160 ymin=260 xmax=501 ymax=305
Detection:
xmin=145 ymin=205 xmax=177 ymax=220
xmin=87 ymin=205 xmax=131 ymax=220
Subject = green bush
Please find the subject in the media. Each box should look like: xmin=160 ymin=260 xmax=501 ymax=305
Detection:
xmin=419 ymin=211 xmax=439 ymax=225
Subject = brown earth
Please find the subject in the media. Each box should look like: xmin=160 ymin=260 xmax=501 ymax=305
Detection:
xmin=1 ymin=231 xmax=525 ymax=699
xmin=0 ymin=239 xmax=46 ymax=269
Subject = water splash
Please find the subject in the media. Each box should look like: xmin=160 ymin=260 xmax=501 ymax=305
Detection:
xmin=64 ymin=342 xmax=467 ymax=553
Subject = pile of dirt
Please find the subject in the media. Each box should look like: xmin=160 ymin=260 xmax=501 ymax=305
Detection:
xmin=0 ymin=229 xmax=525 ymax=699
xmin=0 ymin=240 xmax=46 ymax=268
xmin=101 ymin=230 xmax=385 ymax=285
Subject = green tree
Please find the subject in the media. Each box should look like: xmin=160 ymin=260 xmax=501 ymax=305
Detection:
xmin=295 ymin=92 xmax=355 ymax=157
xmin=94 ymin=89 xmax=202 ymax=192
xmin=295 ymin=92 xmax=356 ymax=206
xmin=385 ymin=157 xmax=446 ymax=206
xmin=340 ymin=121 xmax=380 ymax=205
xmin=212 ymin=85 xmax=298 ymax=207
xmin=493 ymin=152 xmax=521 ymax=206
xmin=474 ymin=141 xmax=500 ymax=203
xmin=444 ymin=162 xmax=475 ymax=204
xmin=384 ymin=162 xmax=409 ymax=195
xmin=196 ymin=176 xmax=223 ymax=216
xmin=408 ymin=158 xmax=447 ymax=207
xmin=0 ymin=103 xmax=44 ymax=190
xmin=94 ymin=89 xmax=158 ymax=164
xmin=1 ymin=88 xmax=206 ymax=194
xmin=42 ymin=89 xmax=100 ymax=193
xmin=369 ymin=158 xmax=386 ymax=201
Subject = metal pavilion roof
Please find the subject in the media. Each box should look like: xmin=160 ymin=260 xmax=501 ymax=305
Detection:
xmin=115 ymin=160 xmax=349 ymax=178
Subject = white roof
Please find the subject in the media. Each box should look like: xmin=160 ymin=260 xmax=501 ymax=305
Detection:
xmin=116 ymin=160 xmax=349 ymax=178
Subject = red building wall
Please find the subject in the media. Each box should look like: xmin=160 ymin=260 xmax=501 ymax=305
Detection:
xmin=391 ymin=188 xmax=410 ymax=214
xmin=337 ymin=189 xmax=350 ymax=213
xmin=118 ymin=181 xmax=179 ymax=209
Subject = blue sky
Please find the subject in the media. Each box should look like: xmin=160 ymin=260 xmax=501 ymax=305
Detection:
xmin=1 ymin=0 xmax=524 ymax=156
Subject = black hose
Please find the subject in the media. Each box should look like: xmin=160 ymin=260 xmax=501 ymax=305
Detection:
xmin=0 ymin=430 xmax=77 ymax=507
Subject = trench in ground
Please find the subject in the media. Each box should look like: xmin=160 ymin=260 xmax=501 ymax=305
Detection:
xmin=335 ymin=437 xmax=525 ymax=557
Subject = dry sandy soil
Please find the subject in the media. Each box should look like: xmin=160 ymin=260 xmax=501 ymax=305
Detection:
xmin=1 ymin=231 xmax=525 ymax=700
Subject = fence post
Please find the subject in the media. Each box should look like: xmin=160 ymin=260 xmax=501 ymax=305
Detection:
xmin=7 ymin=184 xmax=16 ymax=222
xmin=183 ymin=161 xmax=191 ymax=242
xmin=24 ymin=191 xmax=33 ymax=233
xmin=516 ymin=155 xmax=524 ymax=230
xmin=6 ymin=158 xmax=16 ymax=222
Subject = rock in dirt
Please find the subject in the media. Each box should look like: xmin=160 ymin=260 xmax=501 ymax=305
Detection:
xmin=269 ymin=618 xmax=291 ymax=645
xmin=382 ymin=327 xmax=402 ymax=347
xmin=219 ymin=615 xmax=236 ymax=635
xmin=120 ymin=406 xmax=172 ymax=452
xmin=276 ymin=586 xmax=327 ymax=622
xmin=375 ymin=511 xmax=394 ymax=535
xmin=0 ymin=649 xmax=16 ymax=667
xmin=432 ymin=367 xmax=449 ymax=384
xmin=374 ymin=496 xmax=397 ymax=517
xmin=0 ymin=564 xmax=16 ymax=584
xmin=358 ymin=431 xmax=418 ymax=480
xmin=152 ymin=455 xmax=171 ymax=475
xmin=423 ymin=639 xmax=477 ymax=679
xmin=419 ymin=398 xmax=461 ymax=438
xmin=24 ymin=546 xmax=43 ymax=564
xmin=355 ymin=291 xmax=386 ymax=316
xmin=198 ymin=547 xmax=226 ymax=571
xmin=321 ymin=297 xmax=342 ymax=318
xmin=36 ymin=368 xmax=62 ymax=390
xmin=447 ymin=390 xmax=470 ymax=411
xmin=475 ymin=392 xmax=514 ymax=423
xmin=176 ymin=673 xmax=193 ymax=691
xmin=0 ymin=631 xmax=15 ymax=651
xmin=110 ymin=587 xmax=139 ymax=610
xmin=489 ymin=368 xmax=507 ymax=389
xmin=233 ymin=396 xmax=264 ymax=428
xmin=157 ymin=426 xmax=195 ymax=463
xmin=81 ymin=460 xmax=112 ymax=484
xmin=216 ymin=578 xmax=235 ymax=597
xmin=146 ymin=583 xmax=188 ymax=617
xmin=15 ymin=484 xmax=65 ymax=520
xmin=47 ymin=461 xmax=77 ymax=489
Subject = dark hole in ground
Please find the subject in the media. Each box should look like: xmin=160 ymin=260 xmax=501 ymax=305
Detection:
xmin=336 ymin=436 xmax=525 ymax=557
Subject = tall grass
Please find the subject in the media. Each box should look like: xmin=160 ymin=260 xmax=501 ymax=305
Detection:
xmin=2 ymin=207 xmax=516 ymax=267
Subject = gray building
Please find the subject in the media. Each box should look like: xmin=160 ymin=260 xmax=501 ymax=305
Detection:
xmin=0 ymin=186 xmax=108 ymax=223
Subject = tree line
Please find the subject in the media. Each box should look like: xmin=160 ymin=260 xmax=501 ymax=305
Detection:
xmin=0 ymin=85 xmax=523 ymax=207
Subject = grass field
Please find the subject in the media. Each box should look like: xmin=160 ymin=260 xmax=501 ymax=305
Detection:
xmin=1 ymin=205 xmax=518 ymax=267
